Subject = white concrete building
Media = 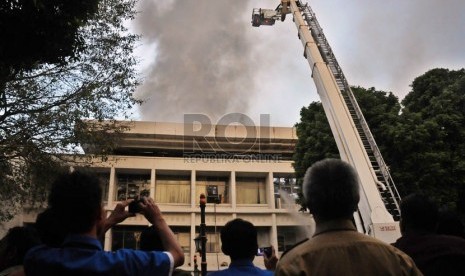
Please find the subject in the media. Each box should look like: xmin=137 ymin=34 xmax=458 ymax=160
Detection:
xmin=22 ymin=121 xmax=312 ymax=272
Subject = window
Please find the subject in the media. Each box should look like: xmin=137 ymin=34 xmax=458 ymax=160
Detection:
xmin=206 ymin=232 xmax=220 ymax=253
xmin=172 ymin=227 xmax=191 ymax=253
xmin=155 ymin=174 xmax=190 ymax=204
xmin=114 ymin=171 xmax=151 ymax=201
xmin=196 ymin=227 xmax=221 ymax=253
xmin=196 ymin=175 xmax=230 ymax=204
xmin=274 ymin=176 xmax=298 ymax=209
xmin=97 ymin=171 xmax=110 ymax=203
xmin=112 ymin=226 xmax=145 ymax=251
xmin=236 ymin=177 xmax=266 ymax=204
xmin=112 ymin=226 xmax=190 ymax=254
xmin=277 ymin=226 xmax=308 ymax=252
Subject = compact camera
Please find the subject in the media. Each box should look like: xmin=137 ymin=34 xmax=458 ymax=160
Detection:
xmin=256 ymin=246 xmax=272 ymax=257
xmin=128 ymin=198 xmax=145 ymax=213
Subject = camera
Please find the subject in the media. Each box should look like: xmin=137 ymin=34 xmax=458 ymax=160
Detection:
xmin=128 ymin=198 xmax=145 ymax=213
xmin=256 ymin=246 xmax=272 ymax=257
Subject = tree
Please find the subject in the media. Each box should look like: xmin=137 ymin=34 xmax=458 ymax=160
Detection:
xmin=0 ymin=0 xmax=140 ymax=221
xmin=293 ymin=69 xmax=465 ymax=220
xmin=293 ymin=102 xmax=338 ymax=178
xmin=292 ymin=102 xmax=338 ymax=209
xmin=293 ymin=87 xmax=401 ymax=210
xmin=389 ymin=69 xmax=465 ymax=212
xmin=0 ymin=0 xmax=100 ymax=80
xmin=350 ymin=87 xmax=402 ymax=161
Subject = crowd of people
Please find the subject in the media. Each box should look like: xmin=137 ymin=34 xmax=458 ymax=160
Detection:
xmin=1 ymin=158 xmax=464 ymax=275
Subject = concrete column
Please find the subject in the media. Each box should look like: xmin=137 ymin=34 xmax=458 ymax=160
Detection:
xmin=108 ymin=167 xmax=116 ymax=206
xmin=190 ymin=212 xmax=197 ymax=267
xmin=191 ymin=170 xmax=196 ymax=208
xmin=103 ymin=167 xmax=116 ymax=251
xmin=104 ymin=227 xmax=112 ymax=251
xmin=230 ymin=171 xmax=236 ymax=210
xmin=271 ymin=214 xmax=278 ymax=255
xmin=267 ymin=172 xmax=275 ymax=209
xmin=150 ymin=169 xmax=156 ymax=199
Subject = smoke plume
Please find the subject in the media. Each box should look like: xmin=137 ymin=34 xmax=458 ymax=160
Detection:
xmin=131 ymin=0 xmax=465 ymax=126
xmin=133 ymin=0 xmax=253 ymax=123
xmin=312 ymin=0 xmax=465 ymax=99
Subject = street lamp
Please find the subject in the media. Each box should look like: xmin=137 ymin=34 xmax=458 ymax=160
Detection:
xmin=193 ymin=236 xmax=204 ymax=276
xmin=199 ymin=194 xmax=207 ymax=276
xmin=194 ymin=235 xmax=203 ymax=253
xmin=193 ymin=254 xmax=200 ymax=276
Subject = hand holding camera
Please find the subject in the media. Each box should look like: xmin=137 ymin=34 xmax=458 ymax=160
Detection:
xmin=263 ymin=245 xmax=278 ymax=271
xmin=129 ymin=197 xmax=164 ymax=226
xmin=257 ymin=246 xmax=272 ymax=257
xmin=100 ymin=199 xmax=135 ymax=236
xmin=128 ymin=197 xmax=145 ymax=213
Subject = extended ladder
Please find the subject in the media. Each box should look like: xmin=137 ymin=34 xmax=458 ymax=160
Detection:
xmin=298 ymin=1 xmax=401 ymax=221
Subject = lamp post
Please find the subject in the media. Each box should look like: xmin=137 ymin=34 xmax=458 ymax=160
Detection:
xmin=194 ymin=254 xmax=199 ymax=275
xmin=199 ymin=194 xmax=207 ymax=276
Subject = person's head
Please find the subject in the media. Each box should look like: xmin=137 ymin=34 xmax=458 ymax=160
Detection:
xmin=221 ymin=218 xmax=257 ymax=261
xmin=0 ymin=226 xmax=40 ymax=271
xmin=140 ymin=226 xmax=164 ymax=251
xmin=400 ymin=193 xmax=438 ymax=235
xmin=48 ymin=171 xmax=103 ymax=234
xmin=35 ymin=208 xmax=67 ymax=247
xmin=303 ymin=158 xmax=360 ymax=222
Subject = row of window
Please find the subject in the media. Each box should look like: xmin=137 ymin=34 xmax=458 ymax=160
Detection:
xmin=95 ymin=170 xmax=298 ymax=206
xmin=111 ymin=226 xmax=305 ymax=253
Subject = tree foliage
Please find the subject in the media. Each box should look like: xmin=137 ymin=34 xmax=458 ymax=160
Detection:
xmin=0 ymin=0 xmax=140 ymax=221
xmin=293 ymin=102 xmax=338 ymax=209
xmin=294 ymin=69 xmax=465 ymax=218
xmin=0 ymin=0 xmax=100 ymax=79
xmin=293 ymin=87 xmax=401 ymax=210
xmin=389 ymin=69 xmax=465 ymax=213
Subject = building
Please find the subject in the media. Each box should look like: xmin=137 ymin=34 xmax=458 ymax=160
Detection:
xmin=22 ymin=121 xmax=313 ymax=271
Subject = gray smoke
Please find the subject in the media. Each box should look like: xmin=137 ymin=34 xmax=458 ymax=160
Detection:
xmin=131 ymin=0 xmax=465 ymax=126
xmin=311 ymin=0 xmax=465 ymax=99
xmin=133 ymin=0 xmax=253 ymax=123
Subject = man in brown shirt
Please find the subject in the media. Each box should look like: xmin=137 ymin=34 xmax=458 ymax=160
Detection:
xmin=276 ymin=159 xmax=422 ymax=276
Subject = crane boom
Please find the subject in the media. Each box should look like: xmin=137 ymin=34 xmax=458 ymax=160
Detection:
xmin=253 ymin=0 xmax=402 ymax=243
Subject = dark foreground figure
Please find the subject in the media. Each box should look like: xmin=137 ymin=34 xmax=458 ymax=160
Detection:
xmin=276 ymin=158 xmax=422 ymax=276
xmin=0 ymin=226 xmax=40 ymax=276
xmin=207 ymin=218 xmax=276 ymax=276
xmin=393 ymin=193 xmax=465 ymax=276
xmin=24 ymin=171 xmax=184 ymax=276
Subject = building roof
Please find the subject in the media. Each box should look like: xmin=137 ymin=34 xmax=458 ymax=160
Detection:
xmin=83 ymin=120 xmax=297 ymax=159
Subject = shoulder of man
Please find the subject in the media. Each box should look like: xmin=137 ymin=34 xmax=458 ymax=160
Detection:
xmin=255 ymin=266 xmax=274 ymax=276
xmin=206 ymin=268 xmax=230 ymax=276
xmin=113 ymin=249 xmax=173 ymax=273
xmin=279 ymin=238 xmax=309 ymax=259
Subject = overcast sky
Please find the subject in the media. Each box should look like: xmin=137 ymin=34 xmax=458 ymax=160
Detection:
xmin=130 ymin=0 xmax=465 ymax=127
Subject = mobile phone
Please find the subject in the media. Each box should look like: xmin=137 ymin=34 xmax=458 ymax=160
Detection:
xmin=128 ymin=198 xmax=144 ymax=213
xmin=257 ymin=246 xmax=272 ymax=257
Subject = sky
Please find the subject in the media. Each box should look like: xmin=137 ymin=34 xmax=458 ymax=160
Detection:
xmin=130 ymin=0 xmax=465 ymax=127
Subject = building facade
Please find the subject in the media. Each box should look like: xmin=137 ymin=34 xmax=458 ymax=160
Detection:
xmin=22 ymin=121 xmax=313 ymax=272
